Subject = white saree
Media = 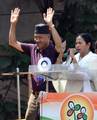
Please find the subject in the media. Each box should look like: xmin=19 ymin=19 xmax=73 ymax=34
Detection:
xmin=73 ymin=51 xmax=97 ymax=92
xmin=53 ymin=51 xmax=97 ymax=93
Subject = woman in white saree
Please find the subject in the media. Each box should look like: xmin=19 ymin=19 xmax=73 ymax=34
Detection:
xmin=61 ymin=33 xmax=97 ymax=92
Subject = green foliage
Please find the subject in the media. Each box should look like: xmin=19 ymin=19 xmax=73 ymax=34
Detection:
xmin=0 ymin=45 xmax=30 ymax=72
xmin=57 ymin=0 xmax=97 ymax=47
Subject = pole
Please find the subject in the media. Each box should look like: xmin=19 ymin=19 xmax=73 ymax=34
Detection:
xmin=16 ymin=67 xmax=21 ymax=119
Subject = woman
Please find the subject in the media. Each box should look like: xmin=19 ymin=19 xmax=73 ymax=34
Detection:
xmin=63 ymin=33 xmax=97 ymax=92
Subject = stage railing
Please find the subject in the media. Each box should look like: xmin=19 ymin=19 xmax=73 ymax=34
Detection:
xmin=0 ymin=68 xmax=31 ymax=120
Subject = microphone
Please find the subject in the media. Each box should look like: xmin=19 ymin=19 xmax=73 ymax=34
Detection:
xmin=65 ymin=49 xmax=72 ymax=67
xmin=63 ymin=48 xmax=77 ymax=67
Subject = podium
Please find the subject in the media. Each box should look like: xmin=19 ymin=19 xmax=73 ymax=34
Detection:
xmin=28 ymin=64 xmax=93 ymax=93
xmin=28 ymin=64 xmax=97 ymax=120
xmin=29 ymin=64 xmax=68 ymax=92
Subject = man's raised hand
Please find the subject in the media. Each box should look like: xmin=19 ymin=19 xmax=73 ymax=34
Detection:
xmin=10 ymin=8 xmax=20 ymax=24
xmin=43 ymin=7 xmax=54 ymax=26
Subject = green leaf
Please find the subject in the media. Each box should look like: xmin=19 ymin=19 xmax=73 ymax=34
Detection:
xmin=83 ymin=113 xmax=87 ymax=120
xmin=74 ymin=104 xmax=81 ymax=111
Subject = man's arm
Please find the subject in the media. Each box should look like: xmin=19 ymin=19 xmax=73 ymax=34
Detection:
xmin=9 ymin=8 xmax=24 ymax=52
xmin=43 ymin=8 xmax=62 ymax=52
xmin=43 ymin=7 xmax=63 ymax=63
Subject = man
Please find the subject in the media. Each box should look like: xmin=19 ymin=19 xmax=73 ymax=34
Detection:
xmin=9 ymin=7 xmax=62 ymax=120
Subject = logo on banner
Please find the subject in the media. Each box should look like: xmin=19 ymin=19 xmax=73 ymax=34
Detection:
xmin=60 ymin=94 xmax=94 ymax=120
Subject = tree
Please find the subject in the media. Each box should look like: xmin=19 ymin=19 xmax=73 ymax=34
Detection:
xmin=57 ymin=0 xmax=97 ymax=47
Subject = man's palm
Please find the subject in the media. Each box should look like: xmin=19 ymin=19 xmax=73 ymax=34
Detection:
xmin=10 ymin=8 xmax=20 ymax=23
xmin=43 ymin=8 xmax=54 ymax=24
